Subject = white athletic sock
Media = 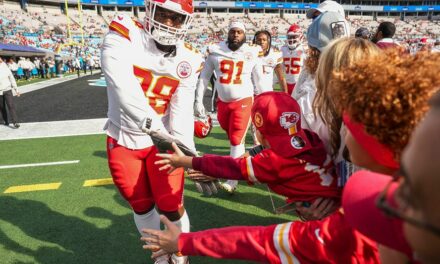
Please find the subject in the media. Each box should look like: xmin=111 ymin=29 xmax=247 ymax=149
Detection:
xmin=133 ymin=208 xmax=161 ymax=237
xmin=230 ymin=144 xmax=245 ymax=158
xmin=171 ymin=210 xmax=190 ymax=232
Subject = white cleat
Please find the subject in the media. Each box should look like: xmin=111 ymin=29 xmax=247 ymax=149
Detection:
xmin=221 ymin=180 xmax=238 ymax=193
xmin=170 ymin=254 xmax=189 ymax=264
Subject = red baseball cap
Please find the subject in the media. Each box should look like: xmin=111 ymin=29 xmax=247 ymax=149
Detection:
xmin=343 ymin=113 xmax=399 ymax=170
xmin=342 ymin=170 xmax=414 ymax=258
xmin=252 ymin=92 xmax=313 ymax=158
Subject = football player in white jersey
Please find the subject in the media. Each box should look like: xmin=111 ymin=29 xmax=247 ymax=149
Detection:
xmin=101 ymin=0 xmax=203 ymax=263
xmin=194 ymin=21 xmax=264 ymax=193
xmin=253 ymin=30 xmax=287 ymax=94
xmin=280 ymin=24 xmax=307 ymax=95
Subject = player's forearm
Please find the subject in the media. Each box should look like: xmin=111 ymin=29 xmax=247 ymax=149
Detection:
xmin=192 ymin=155 xmax=244 ymax=180
xmin=178 ymin=225 xmax=277 ymax=263
xmin=275 ymin=65 xmax=288 ymax=93
xmin=195 ymin=77 xmax=209 ymax=104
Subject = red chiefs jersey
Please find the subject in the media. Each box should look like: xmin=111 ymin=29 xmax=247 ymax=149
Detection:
xmin=179 ymin=211 xmax=379 ymax=263
xmin=192 ymin=129 xmax=340 ymax=203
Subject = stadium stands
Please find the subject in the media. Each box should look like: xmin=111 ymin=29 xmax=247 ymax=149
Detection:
xmin=0 ymin=0 xmax=439 ymax=59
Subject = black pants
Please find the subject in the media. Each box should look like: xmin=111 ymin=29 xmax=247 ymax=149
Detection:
xmin=0 ymin=90 xmax=18 ymax=124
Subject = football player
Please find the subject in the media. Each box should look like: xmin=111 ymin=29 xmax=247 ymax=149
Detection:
xmin=280 ymin=24 xmax=307 ymax=95
xmin=101 ymin=0 xmax=203 ymax=263
xmin=252 ymin=30 xmax=287 ymax=94
xmin=194 ymin=21 xmax=264 ymax=193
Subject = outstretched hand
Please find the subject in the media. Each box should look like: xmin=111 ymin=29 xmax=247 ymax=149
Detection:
xmin=294 ymin=197 xmax=339 ymax=221
xmin=155 ymin=142 xmax=191 ymax=173
xmin=141 ymin=215 xmax=181 ymax=258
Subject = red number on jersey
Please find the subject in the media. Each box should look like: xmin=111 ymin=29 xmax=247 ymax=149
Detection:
xmin=219 ymin=60 xmax=244 ymax=85
xmin=283 ymin=57 xmax=301 ymax=75
xmin=133 ymin=65 xmax=180 ymax=115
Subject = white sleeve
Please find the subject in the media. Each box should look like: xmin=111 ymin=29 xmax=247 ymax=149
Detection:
xmin=167 ymin=84 xmax=196 ymax=152
xmin=195 ymin=55 xmax=214 ymax=104
xmin=251 ymin=58 xmax=266 ymax=93
xmin=293 ymin=72 xmax=331 ymax=151
xmin=101 ymin=31 xmax=166 ymax=132
xmin=7 ymin=68 xmax=17 ymax=91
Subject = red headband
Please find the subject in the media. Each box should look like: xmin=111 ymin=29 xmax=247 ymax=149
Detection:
xmin=343 ymin=113 xmax=399 ymax=170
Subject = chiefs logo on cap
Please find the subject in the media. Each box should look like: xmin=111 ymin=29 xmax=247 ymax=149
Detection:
xmin=280 ymin=112 xmax=299 ymax=135
xmin=254 ymin=112 xmax=264 ymax=128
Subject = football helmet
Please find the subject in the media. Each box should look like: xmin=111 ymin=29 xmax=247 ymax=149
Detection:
xmin=286 ymin=24 xmax=303 ymax=49
xmin=194 ymin=115 xmax=212 ymax=138
xmin=144 ymin=0 xmax=194 ymax=46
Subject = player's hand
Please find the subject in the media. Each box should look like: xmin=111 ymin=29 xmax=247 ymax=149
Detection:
xmin=194 ymin=100 xmax=206 ymax=117
xmin=294 ymin=198 xmax=339 ymax=221
xmin=155 ymin=142 xmax=187 ymax=173
xmin=16 ymin=92 xmax=20 ymax=97
xmin=141 ymin=215 xmax=181 ymax=257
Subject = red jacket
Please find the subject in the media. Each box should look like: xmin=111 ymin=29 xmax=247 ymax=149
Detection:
xmin=179 ymin=212 xmax=379 ymax=263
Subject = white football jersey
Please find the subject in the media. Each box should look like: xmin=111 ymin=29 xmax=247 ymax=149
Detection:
xmin=254 ymin=47 xmax=283 ymax=94
xmin=196 ymin=41 xmax=264 ymax=103
xmin=281 ymin=44 xmax=307 ymax=85
xmin=101 ymin=14 xmax=204 ymax=150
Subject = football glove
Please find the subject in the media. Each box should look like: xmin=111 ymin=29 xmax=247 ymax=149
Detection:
xmin=187 ymin=169 xmax=221 ymax=196
xmin=144 ymin=129 xmax=198 ymax=157
xmin=194 ymin=100 xmax=206 ymax=118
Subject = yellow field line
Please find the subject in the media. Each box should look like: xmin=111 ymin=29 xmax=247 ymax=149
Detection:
xmin=83 ymin=178 xmax=113 ymax=187
xmin=4 ymin=182 xmax=62 ymax=194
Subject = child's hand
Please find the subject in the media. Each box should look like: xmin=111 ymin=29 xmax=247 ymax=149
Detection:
xmin=155 ymin=142 xmax=188 ymax=173
xmin=141 ymin=215 xmax=180 ymax=255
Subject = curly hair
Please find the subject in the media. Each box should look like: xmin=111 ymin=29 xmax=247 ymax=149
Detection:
xmin=313 ymin=37 xmax=381 ymax=158
xmin=332 ymin=50 xmax=440 ymax=160
xmin=304 ymin=46 xmax=320 ymax=75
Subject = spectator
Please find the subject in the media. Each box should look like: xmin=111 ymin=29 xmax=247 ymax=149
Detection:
xmin=355 ymin=27 xmax=370 ymax=39
xmin=87 ymin=55 xmax=94 ymax=75
xmin=332 ymin=50 xmax=440 ymax=262
xmin=47 ymin=58 xmax=55 ymax=78
xmin=0 ymin=57 xmax=20 ymax=128
xmin=306 ymin=0 xmax=345 ymax=20
xmin=372 ymin=22 xmax=400 ymax=49
xmin=74 ymin=56 xmax=81 ymax=78
xmin=291 ymin=13 xmax=349 ymax=170
xmin=17 ymin=57 xmax=29 ymax=81
xmin=343 ymin=91 xmax=440 ymax=264
xmin=7 ymin=58 xmax=18 ymax=80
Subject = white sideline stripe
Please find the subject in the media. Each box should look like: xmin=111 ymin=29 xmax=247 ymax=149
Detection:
xmin=0 ymin=118 xmax=107 ymax=141
xmin=0 ymin=160 xmax=80 ymax=169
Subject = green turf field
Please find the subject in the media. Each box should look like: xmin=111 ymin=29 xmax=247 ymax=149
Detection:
xmin=0 ymin=127 xmax=295 ymax=264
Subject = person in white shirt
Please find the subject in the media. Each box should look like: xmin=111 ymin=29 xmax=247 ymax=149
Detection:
xmin=7 ymin=58 xmax=18 ymax=79
xmin=0 ymin=57 xmax=20 ymax=128
xmin=252 ymin=30 xmax=287 ymax=94
xmin=17 ymin=57 xmax=29 ymax=81
xmin=194 ymin=21 xmax=264 ymax=193
xmin=101 ymin=0 xmax=203 ymax=263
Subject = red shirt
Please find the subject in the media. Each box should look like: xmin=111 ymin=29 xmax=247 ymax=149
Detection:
xmin=179 ymin=212 xmax=379 ymax=263
xmin=192 ymin=130 xmax=341 ymax=203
